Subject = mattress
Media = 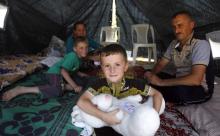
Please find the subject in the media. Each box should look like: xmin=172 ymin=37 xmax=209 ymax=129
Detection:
xmin=177 ymin=77 xmax=220 ymax=136
xmin=0 ymin=54 xmax=44 ymax=91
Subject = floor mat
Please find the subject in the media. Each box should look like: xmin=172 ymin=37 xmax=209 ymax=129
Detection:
xmin=0 ymin=92 xmax=81 ymax=136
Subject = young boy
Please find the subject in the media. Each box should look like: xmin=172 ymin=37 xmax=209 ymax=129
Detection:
xmin=2 ymin=36 xmax=89 ymax=101
xmin=77 ymin=44 xmax=164 ymax=127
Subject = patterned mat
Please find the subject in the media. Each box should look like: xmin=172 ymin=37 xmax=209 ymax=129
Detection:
xmin=0 ymin=67 xmax=199 ymax=136
xmin=0 ymin=93 xmax=81 ymax=136
xmin=156 ymin=105 xmax=198 ymax=136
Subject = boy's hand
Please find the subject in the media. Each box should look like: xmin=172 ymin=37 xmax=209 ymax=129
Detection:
xmin=78 ymin=72 xmax=89 ymax=77
xmin=74 ymin=86 xmax=82 ymax=93
xmin=101 ymin=109 xmax=121 ymax=125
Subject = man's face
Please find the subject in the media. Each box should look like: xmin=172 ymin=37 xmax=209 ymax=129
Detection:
xmin=171 ymin=14 xmax=195 ymax=43
xmin=73 ymin=42 xmax=88 ymax=58
xmin=101 ymin=54 xmax=128 ymax=83
xmin=73 ymin=24 xmax=86 ymax=37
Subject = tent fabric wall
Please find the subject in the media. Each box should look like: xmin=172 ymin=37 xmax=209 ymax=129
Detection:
xmin=61 ymin=0 xmax=113 ymax=42
xmin=134 ymin=0 xmax=220 ymax=46
xmin=0 ymin=0 xmax=112 ymax=55
xmin=1 ymin=0 xmax=148 ymax=55
xmin=4 ymin=0 xmax=62 ymax=54
xmin=1 ymin=0 xmax=220 ymax=55
xmin=117 ymin=0 xmax=150 ymax=51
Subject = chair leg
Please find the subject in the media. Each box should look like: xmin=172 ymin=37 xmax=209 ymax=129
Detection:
xmin=148 ymin=47 xmax=152 ymax=63
xmin=132 ymin=47 xmax=138 ymax=65
xmin=153 ymin=46 xmax=157 ymax=63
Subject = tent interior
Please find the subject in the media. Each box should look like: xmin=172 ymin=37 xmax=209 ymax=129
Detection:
xmin=1 ymin=0 xmax=220 ymax=136
xmin=1 ymin=0 xmax=220 ymax=73
xmin=1 ymin=0 xmax=220 ymax=53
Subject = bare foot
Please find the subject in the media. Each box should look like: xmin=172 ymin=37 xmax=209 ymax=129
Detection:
xmin=2 ymin=86 xmax=23 ymax=101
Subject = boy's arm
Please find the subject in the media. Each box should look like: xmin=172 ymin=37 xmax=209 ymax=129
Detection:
xmin=77 ymin=91 xmax=120 ymax=125
xmin=77 ymin=71 xmax=89 ymax=77
xmin=61 ymin=68 xmax=81 ymax=92
xmin=147 ymin=87 xmax=163 ymax=113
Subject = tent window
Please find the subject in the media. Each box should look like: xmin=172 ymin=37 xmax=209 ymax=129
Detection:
xmin=0 ymin=4 xmax=8 ymax=29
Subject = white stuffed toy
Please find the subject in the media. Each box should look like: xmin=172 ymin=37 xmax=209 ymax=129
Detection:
xmin=71 ymin=94 xmax=165 ymax=136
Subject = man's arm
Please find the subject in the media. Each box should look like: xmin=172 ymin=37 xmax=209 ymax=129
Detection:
xmin=65 ymin=36 xmax=73 ymax=53
xmin=148 ymin=40 xmax=209 ymax=87
xmin=144 ymin=57 xmax=169 ymax=80
xmin=151 ymin=57 xmax=170 ymax=74
xmin=77 ymin=91 xmax=120 ymax=125
xmin=149 ymin=64 xmax=206 ymax=86
xmin=150 ymin=41 xmax=173 ymax=74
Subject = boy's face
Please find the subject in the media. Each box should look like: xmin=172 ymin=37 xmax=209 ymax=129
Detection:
xmin=73 ymin=42 xmax=88 ymax=58
xmin=101 ymin=54 xmax=128 ymax=83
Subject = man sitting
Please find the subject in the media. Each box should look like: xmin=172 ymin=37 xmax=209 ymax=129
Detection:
xmin=144 ymin=11 xmax=215 ymax=105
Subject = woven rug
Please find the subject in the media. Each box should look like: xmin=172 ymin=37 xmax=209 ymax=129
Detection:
xmin=0 ymin=67 xmax=199 ymax=136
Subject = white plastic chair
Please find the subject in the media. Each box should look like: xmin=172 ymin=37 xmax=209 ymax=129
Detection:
xmin=206 ymin=30 xmax=220 ymax=59
xmin=208 ymin=39 xmax=220 ymax=59
xmin=206 ymin=30 xmax=220 ymax=42
xmin=131 ymin=24 xmax=157 ymax=67
xmin=100 ymin=26 xmax=120 ymax=46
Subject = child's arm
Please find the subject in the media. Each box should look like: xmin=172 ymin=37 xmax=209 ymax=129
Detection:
xmin=61 ymin=68 xmax=82 ymax=92
xmin=77 ymin=91 xmax=121 ymax=125
xmin=77 ymin=71 xmax=89 ymax=77
xmin=147 ymin=86 xmax=163 ymax=113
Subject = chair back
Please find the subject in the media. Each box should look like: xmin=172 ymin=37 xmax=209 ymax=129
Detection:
xmin=100 ymin=26 xmax=120 ymax=45
xmin=206 ymin=30 xmax=220 ymax=42
xmin=131 ymin=24 xmax=155 ymax=44
xmin=208 ymin=38 xmax=220 ymax=59
xmin=206 ymin=30 xmax=220 ymax=59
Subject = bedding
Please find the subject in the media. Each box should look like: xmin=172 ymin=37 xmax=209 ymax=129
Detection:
xmin=177 ymin=77 xmax=220 ymax=136
xmin=0 ymin=68 xmax=199 ymax=136
xmin=0 ymin=54 xmax=44 ymax=91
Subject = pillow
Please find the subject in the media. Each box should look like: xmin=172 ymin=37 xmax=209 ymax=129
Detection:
xmin=47 ymin=36 xmax=65 ymax=57
xmin=40 ymin=56 xmax=62 ymax=67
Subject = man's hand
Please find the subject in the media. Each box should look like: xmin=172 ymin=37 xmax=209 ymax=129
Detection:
xmin=144 ymin=71 xmax=153 ymax=80
xmin=144 ymin=71 xmax=163 ymax=86
xmin=101 ymin=109 xmax=121 ymax=125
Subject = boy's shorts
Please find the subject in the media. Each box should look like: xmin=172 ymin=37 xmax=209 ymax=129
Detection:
xmin=38 ymin=74 xmax=63 ymax=98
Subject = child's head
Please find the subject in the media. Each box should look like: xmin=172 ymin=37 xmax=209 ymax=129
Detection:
xmin=73 ymin=21 xmax=87 ymax=37
xmin=100 ymin=44 xmax=128 ymax=83
xmin=73 ymin=36 xmax=88 ymax=58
